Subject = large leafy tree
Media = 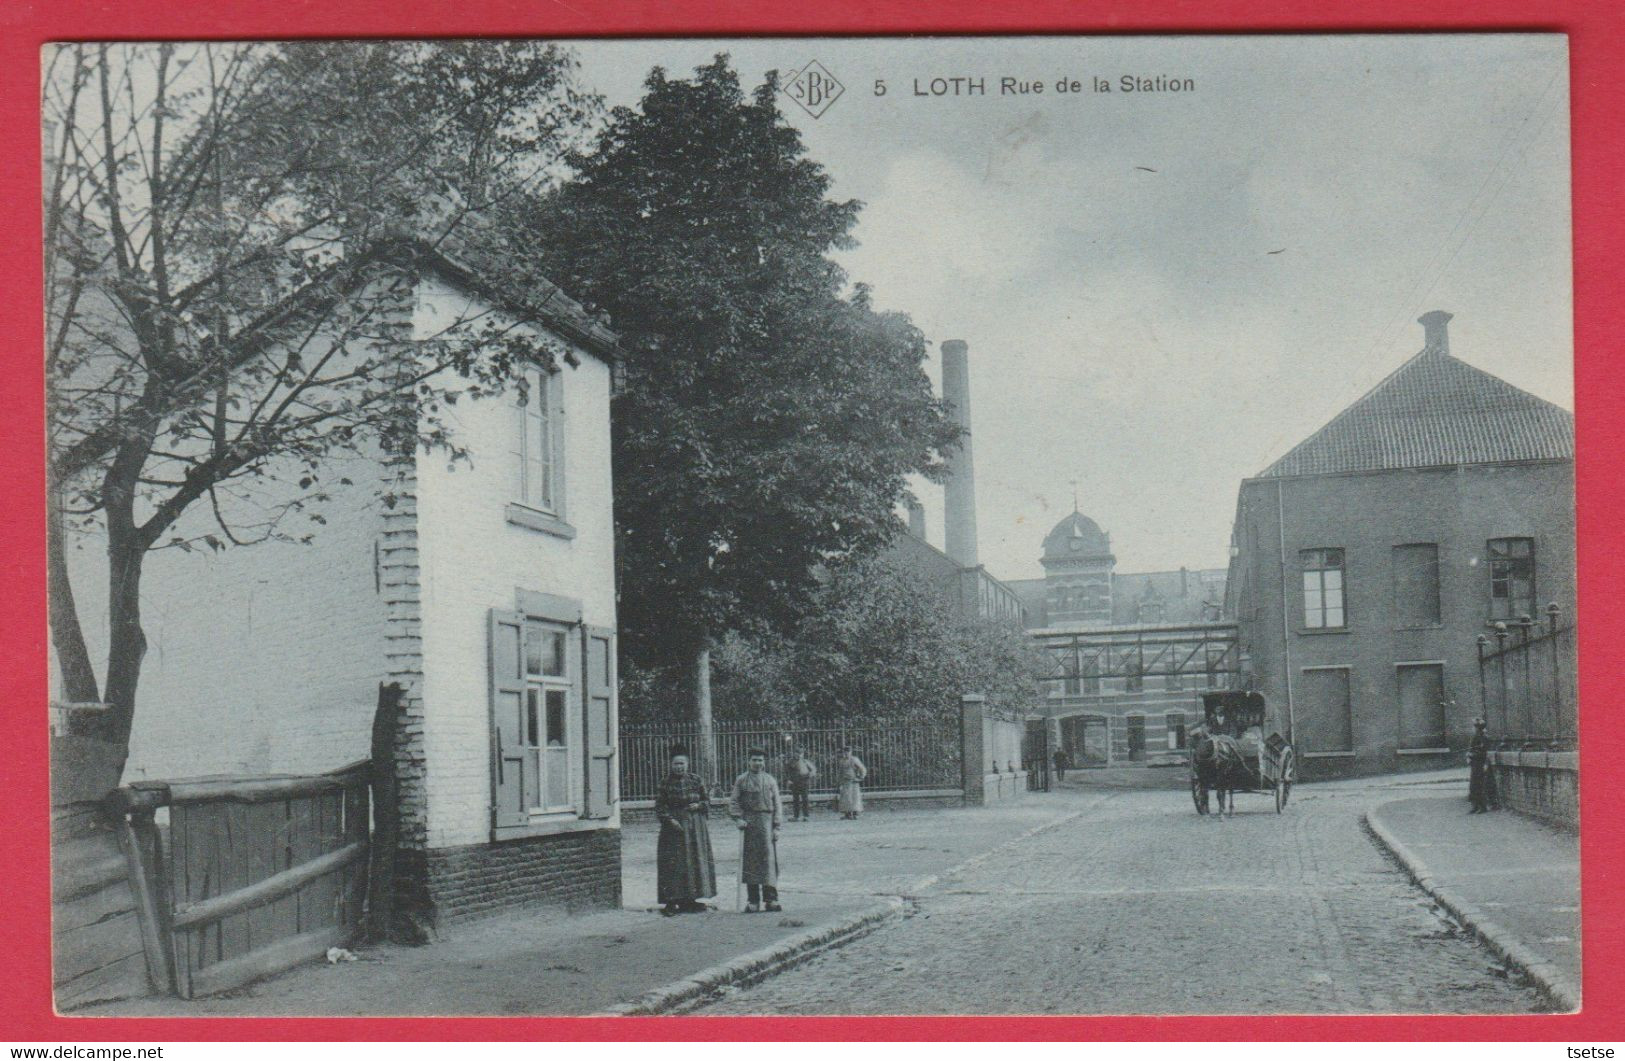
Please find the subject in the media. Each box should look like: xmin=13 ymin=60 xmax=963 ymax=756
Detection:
xmin=46 ymin=41 xmax=597 ymax=777
xmin=702 ymin=551 xmax=1047 ymax=724
xmin=540 ymin=57 xmax=959 ymax=776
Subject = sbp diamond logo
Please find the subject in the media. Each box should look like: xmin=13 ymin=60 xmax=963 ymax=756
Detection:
xmin=783 ymin=60 xmax=845 ymax=119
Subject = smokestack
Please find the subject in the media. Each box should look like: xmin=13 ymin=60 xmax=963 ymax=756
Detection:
xmin=1419 ymin=310 xmax=1452 ymax=355
xmin=940 ymin=339 xmax=979 ymax=567
xmin=907 ymin=498 xmax=926 ymax=539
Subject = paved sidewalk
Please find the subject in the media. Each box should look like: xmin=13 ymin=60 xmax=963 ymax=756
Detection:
xmin=1366 ymin=793 xmax=1580 ymax=1010
xmin=84 ymin=795 xmax=1087 ymax=1017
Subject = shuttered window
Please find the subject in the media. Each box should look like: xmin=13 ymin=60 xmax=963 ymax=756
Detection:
xmin=490 ymin=607 xmax=617 ymax=837
xmin=1300 ymin=666 xmax=1354 ymax=753
xmin=1392 ymin=543 xmax=1442 ymax=627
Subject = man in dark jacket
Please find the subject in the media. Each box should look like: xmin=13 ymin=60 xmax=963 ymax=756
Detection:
xmin=1468 ymin=718 xmax=1493 ymax=814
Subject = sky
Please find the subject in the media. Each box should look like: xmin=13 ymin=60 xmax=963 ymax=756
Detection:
xmin=569 ymin=35 xmax=1573 ymax=584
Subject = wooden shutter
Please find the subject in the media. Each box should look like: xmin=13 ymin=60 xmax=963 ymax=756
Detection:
xmin=489 ymin=610 xmax=530 ymax=833
xmin=582 ymin=625 xmax=618 ymax=819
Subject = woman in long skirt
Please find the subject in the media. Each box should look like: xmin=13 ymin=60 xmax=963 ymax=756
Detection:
xmin=655 ymin=746 xmax=717 ymax=914
xmin=837 ymin=746 xmax=867 ymax=820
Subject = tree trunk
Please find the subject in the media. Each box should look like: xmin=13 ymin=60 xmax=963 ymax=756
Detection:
xmin=693 ymin=639 xmax=716 ymax=788
xmin=88 ymin=539 xmax=147 ymax=774
xmin=46 ymin=489 xmax=101 ymax=704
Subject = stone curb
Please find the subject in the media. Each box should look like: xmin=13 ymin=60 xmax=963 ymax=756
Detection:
xmin=605 ymin=801 xmax=1098 ymax=1016
xmin=1362 ymin=803 xmax=1580 ymax=1014
xmin=601 ymin=897 xmax=904 ymax=1016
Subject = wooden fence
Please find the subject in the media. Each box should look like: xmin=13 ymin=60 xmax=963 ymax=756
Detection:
xmin=620 ymin=717 xmax=962 ymax=801
xmin=114 ymin=760 xmax=371 ymax=999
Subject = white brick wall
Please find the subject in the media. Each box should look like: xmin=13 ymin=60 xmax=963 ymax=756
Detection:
xmin=65 ymin=448 xmax=393 ymax=783
xmin=58 ymin=272 xmax=620 ymax=849
xmin=411 ymin=278 xmax=619 ymax=849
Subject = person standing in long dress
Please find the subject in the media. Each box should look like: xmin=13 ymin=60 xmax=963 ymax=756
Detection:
xmin=729 ymin=747 xmax=782 ymax=912
xmin=837 ymin=746 xmax=867 ymax=820
xmin=655 ymin=746 xmax=717 ymax=915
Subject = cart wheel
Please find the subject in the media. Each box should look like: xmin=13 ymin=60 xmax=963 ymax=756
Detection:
xmin=1274 ymin=777 xmax=1285 ymax=814
xmin=1191 ymin=773 xmax=1209 ymax=816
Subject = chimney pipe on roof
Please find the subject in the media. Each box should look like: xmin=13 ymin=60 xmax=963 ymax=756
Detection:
xmin=906 ymin=498 xmax=926 ymax=539
xmin=1419 ymin=310 xmax=1452 ymax=354
xmin=940 ymin=339 xmax=979 ymax=567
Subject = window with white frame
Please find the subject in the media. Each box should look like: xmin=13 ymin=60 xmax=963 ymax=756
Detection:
xmin=524 ymin=619 xmax=576 ymax=813
xmin=516 ymin=365 xmax=562 ymax=514
xmin=1301 ymin=548 xmax=1347 ymax=629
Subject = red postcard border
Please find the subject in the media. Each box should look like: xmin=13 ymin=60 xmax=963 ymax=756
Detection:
xmin=4 ymin=0 xmax=1621 ymax=1042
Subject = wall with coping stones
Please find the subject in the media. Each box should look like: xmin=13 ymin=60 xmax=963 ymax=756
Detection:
xmin=1490 ymin=750 xmax=1577 ymax=831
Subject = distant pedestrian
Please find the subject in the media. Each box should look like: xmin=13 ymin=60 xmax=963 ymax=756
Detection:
xmin=837 ymin=746 xmax=867 ymax=820
xmin=729 ymin=747 xmax=782 ymax=912
xmin=1468 ymin=718 xmax=1493 ymax=814
xmin=1052 ymin=748 xmax=1069 ymax=782
xmin=655 ymin=746 xmax=717 ymax=915
xmin=784 ymin=747 xmax=817 ymax=821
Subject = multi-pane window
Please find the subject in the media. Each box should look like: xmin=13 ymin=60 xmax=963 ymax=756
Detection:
xmin=1164 ymin=670 xmax=1184 ymax=691
xmin=1124 ymin=661 xmax=1144 ymax=693
xmin=517 ymin=366 xmax=559 ymax=512
xmin=1488 ymin=538 xmax=1535 ymax=621
xmin=525 ymin=620 xmax=574 ymax=813
xmin=1301 ymin=548 xmax=1346 ymax=629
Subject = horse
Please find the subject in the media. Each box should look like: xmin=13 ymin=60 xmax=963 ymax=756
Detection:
xmin=1191 ymin=728 xmax=1250 ymax=817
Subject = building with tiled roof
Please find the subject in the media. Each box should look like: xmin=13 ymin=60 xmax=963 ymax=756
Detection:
xmin=1258 ymin=311 xmax=1573 ymax=478
xmin=1224 ymin=311 xmax=1575 ymax=780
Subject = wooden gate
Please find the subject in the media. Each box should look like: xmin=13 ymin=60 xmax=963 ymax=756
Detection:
xmin=157 ymin=762 xmax=371 ymax=998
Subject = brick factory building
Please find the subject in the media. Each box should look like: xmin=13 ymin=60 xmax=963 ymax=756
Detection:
xmin=1005 ymin=510 xmax=1231 ymax=768
xmin=1223 ymin=311 xmax=1576 ymax=779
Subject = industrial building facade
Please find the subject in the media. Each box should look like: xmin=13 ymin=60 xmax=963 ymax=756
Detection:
xmin=1224 ymin=312 xmax=1576 ymax=779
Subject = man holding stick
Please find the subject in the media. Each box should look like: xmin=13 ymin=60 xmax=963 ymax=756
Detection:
xmin=729 ymin=747 xmax=783 ymax=913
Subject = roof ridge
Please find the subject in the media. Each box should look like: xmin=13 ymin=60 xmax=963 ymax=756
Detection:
xmin=1258 ymin=343 xmax=1572 ymax=478
xmin=1259 ymin=344 xmax=1438 ymax=477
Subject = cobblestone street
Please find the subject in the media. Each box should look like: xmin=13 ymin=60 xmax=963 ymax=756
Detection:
xmin=701 ymin=778 xmax=1554 ymax=1015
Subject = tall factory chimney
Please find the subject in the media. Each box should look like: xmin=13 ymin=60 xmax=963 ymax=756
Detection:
xmin=940 ymin=339 xmax=979 ymax=567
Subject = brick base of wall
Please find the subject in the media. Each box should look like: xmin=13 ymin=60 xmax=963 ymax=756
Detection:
xmin=1491 ymin=751 xmax=1578 ymax=832
xmin=397 ymin=827 xmax=622 ymax=930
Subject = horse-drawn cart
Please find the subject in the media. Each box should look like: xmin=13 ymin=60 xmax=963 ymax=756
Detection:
xmin=1189 ymin=691 xmax=1295 ymax=815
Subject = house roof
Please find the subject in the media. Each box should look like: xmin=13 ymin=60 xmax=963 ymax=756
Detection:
xmin=1257 ymin=345 xmax=1573 ymax=478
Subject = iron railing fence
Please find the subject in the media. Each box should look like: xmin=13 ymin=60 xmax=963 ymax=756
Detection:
xmin=1477 ymin=610 xmax=1577 ymax=750
xmin=620 ymin=717 xmax=962 ymax=802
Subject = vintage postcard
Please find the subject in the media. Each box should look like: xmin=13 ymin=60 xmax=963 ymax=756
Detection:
xmin=43 ymin=34 xmax=1576 ymax=1018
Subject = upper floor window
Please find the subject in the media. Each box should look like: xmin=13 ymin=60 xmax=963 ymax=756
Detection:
xmin=517 ymin=366 xmax=561 ymax=513
xmin=1391 ymin=543 xmax=1442 ymax=628
xmin=1488 ymin=537 xmax=1535 ymax=621
xmin=1301 ymin=548 xmax=1346 ymax=629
